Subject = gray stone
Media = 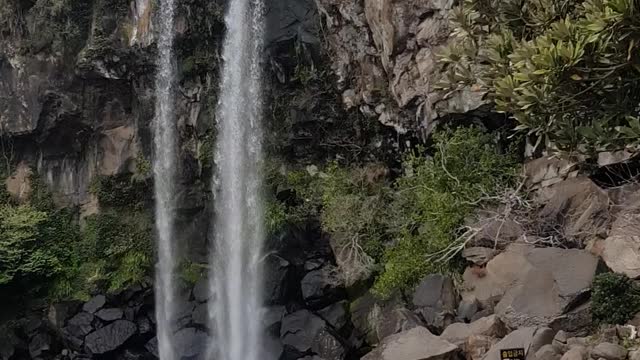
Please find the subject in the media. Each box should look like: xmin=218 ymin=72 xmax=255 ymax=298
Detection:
xmin=174 ymin=328 xmax=208 ymax=359
xmin=464 ymin=243 xmax=598 ymax=331
xmin=84 ymin=320 xmax=137 ymax=354
xmin=28 ymin=333 xmax=51 ymax=358
xmin=462 ymin=248 xmax=496 ymax=266
xmin=535 ymin=344 xmax=560 ymax=360
xmin=628 ymin=349 xmax=640 ymax=360
xmin=318 ymin=301 xmax=348 ymax=330
xmin=192 ymin=303 xmax=208 ymax=326
xmin=280 ymin=310 xmax=345 ymax=360
xmin=482 ymin=327 xmax=553 ymax=360
xmin=192 ymin=276 xmax=210 ymax=302
xmin=95 ymin=308 xmax=123 ymax=322
xmin=561 ymin=346 xmax=587 ymax=360
xmin=362 ymin=326 xmax=459 ymax=360
xmin=301 ymin=266 xmax=343 ymax=309
xmin=440 ymin=315 xmax=507 ymax=347
xmin=602 ymin=193 xmax=640 ymax=278
xmin=82 ymin=295 xmax=106 ymax=314
xmin=590 ymin=342 xmax=627 ymax=360
xmin=264 ymin=253 xmax=293 ymax=305
xmin=411 ymin=274 xmax=458 ymax=333
xmin=63 ymin=312 xmax=95 ymax=339
xmin=457 ymin=297 xmax=480 ymax=322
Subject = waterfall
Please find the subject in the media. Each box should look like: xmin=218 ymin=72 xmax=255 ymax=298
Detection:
xmin=152 ymin=0 xmax=178 ymax=358
xmin=208 ymin=0 xmax=267 ymax=359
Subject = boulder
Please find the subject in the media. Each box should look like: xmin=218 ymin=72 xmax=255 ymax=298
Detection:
xmin=174 ymin=328 xmax=208 ymax=359
xmin=524 ymin=156 xmax=578 ymax=189
xmin=464 ymin=243 xmax=598 ymax=330
xmin=361 ymin=326 xmax=459 ymax=360
xmin=84 ymin=320 xmax=137 ymax=354
xmin=440 ymin=315 xmax=507 ymax=347
xmin=263 ymin=306 xmax=286 ymax=335
xmin=83 ymin=295 xmax=106 ymax=314
xmin=482 ymin=327 xmax=554 ymax=360
xmin=192 ymin=277 xmax=210 ymax=302
xmin=264 ymin=253 xmax=293 ymax=305
xmin=301 ymin=266 xmax=344 ymax=309
xmin=28 ymin=333 xmax=51 ymax=358
xmin=192 ymin=303 xmax=208 ymax=327
xmin=537 ymin=178 xmax=610 ymax=246
xmin=318 ymin=301 xmax=349 ymax=330
xmin=462 ymin=247 xmax=497 ymax=266
xmin=135 ymin=316 xmax=153 ymax=335
xmin=457 ymin=297 xmax=480 ymax=322
xmin=561 ymin=346 xmax=587 ymax=360
xmin=410 ymin=274 xmax=458 ymax=333
xmin=602 ymin=194 xmax=640 ymax=278
xmin=95 ymin=308 xmax=123 ymax=322
xmin=350 ymin=291 xmax=421 ymax=345
xmin=466 ymin=335 xmax=498 ymax=360
xmin=280 ymin=310 xmax=345 ymax=360
xmin=63 ymin=312 xmax=95 ymax=340
xmin=590 ymin=343 xmax=627 ymax=360
xmin=535 ymin=344 xmax=560 ymax=360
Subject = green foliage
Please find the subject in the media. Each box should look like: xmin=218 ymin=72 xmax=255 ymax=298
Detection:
xmin=592 ymin=272 xmax=640 ymax=324
xmin=265 ymin=165 xmax=324 ymax=229
xmin=178 ymin=260 xmax=206 ymax=285
xmin=439 ymin=0 xmax=640 ymax=152
xmin=19 ymin=0 xmax=93 ymax=56
xmin=133 ymin=153 xmax=151 ymax=181
xmin=90 ymin=174 xmax=150 ymax=209
xmin=81 ymin=210 xmax=153 ymax=292
xmin=373 ymin=128 xmax=517 ymax=297
xmin=0 ymin=205 xmax=56 ymax=285
xmin=266 ymin=128 xmax=516 ymax=296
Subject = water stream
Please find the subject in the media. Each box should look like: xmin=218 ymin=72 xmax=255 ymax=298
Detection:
xmin=208 ymin=0 xmax=267 ymax=359
xmin=152 ymin=0 xmax=178 ymax=358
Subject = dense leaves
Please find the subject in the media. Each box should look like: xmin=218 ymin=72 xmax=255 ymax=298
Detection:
xmin=438 ymin=0 xmax=640 ymax=152
xmin=267 ymin=128 xmax=517 ymax=296
xmin=592 ymin=272 xmax=640 ymax=324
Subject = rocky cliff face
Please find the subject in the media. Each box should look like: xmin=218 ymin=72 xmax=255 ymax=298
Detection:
xmin=315 ymin=0 xmax=486 ymax=136
xmin=6 ymin=1 xmax=640 ymax=360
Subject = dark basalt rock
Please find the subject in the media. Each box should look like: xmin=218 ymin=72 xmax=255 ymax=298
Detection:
xmin=83 ymin=295 xmax=107 ymax=314
xmin=280 ymin=310 xmax=345 ymax=360
xmin=84 ymin=320 xmax=137 ymax=355
xmin=264 ymin=253 xmax=294 ymax=305
xmin=28 ymin=333 xmax=51 ymax=358
xmin=192 ymin=277 xmax=210 ymax=303
xmin=174 ymin=327 xmax=208 ymax=359
xmin=317 ymin=301 xmax=348 ymax=331
xmin=300 ymin=267 xmax=343 ymax=309
xmin=63 ymin=312 xmax=95 ymax=340
xmin=95 ymin=308 xmax=124 ymax=322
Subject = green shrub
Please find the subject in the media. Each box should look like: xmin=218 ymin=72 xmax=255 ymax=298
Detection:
xmin=320 ymin=163 xmax=390 ymax=284
xmin=592 ymin=272 xmax=640 ymax=324
xmin=90 ymin=175 xmax=150 ymax=209
xmin=438 ymin=0 xmax=640 ymax=152
xmin=80 ymin=210 xmax=153 ymax=292
xmin=373 ymin=127 xmax=517 ymax=297
xmin=0 ymin=205 xmax=57 ymax=285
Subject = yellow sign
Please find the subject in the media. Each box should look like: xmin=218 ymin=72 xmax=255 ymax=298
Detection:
xmin=500 ymin=348 xmax=526 ymax=360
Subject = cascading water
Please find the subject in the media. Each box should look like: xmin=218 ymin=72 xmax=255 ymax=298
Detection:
xmin=208 ymin=0 xmax=267 ymax=359
xmin=152 ymin=0 xmax=178 ymax=359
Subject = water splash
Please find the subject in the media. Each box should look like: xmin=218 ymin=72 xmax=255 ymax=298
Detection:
xmin=152 ymin=0 xmax=178 ymax=358
xmin=208 ymin=0 xmax=267 ymax=359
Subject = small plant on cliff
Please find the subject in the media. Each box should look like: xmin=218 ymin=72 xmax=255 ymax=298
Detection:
xmin=592 ymin=272 xmax=640 ymax=324
xmin=373 ymin=127 xmax=518 ymax=297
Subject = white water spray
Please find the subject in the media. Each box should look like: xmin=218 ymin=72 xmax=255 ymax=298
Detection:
xmin=208 ymin=0 xmax=267 ymax=359
xmin=152 ymin=0 xmax=177 ymax=358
